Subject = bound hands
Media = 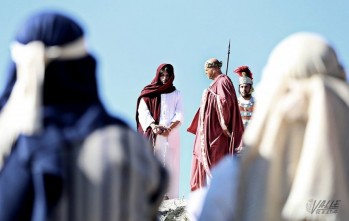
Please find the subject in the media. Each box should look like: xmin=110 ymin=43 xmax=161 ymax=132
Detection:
xmin=150 ymin=123 xmax=171 ymax=137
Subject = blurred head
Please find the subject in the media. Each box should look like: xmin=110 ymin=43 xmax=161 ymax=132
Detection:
xmin=253 ymin=32 xmax=346 ymax=105
xmin=262 ymin=32 xmax=345 ymax=83
xmin=4 ymin=10 xmax=99 ymax=107
xmin=0 ymin=10 xmax=100 ymax=164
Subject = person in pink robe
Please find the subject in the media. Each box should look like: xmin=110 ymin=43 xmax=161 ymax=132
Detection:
xmin=187 ymin=58 xmax=244 ymax=191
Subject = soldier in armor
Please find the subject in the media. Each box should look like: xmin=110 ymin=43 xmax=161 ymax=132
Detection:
xmin=234 ymin=66 xmax=255 ymax=128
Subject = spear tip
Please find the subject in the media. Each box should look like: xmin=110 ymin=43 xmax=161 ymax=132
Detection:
xmin=228 ymin=39 xmax=231 ymax=53
xmin=225 ymin=39 xmax=231 ymax=75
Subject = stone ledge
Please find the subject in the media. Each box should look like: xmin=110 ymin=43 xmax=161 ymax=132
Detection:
xmin=158 ymin=199 xmax=189 ymax=221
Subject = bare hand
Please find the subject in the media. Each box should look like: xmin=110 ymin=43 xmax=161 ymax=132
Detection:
xmin=234 ymin=145 xmax=243 ymax=154
xmin=152 ymin=126 xmax=162 ymax=135
xmin=161 ymin=127 xmax=171 ymax=137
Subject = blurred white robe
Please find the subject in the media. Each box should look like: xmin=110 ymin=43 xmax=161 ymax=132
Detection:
xmin=236 ymin=33 xmax=349 ymax=221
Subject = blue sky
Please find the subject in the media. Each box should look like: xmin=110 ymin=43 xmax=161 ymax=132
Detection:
xmin=0 ymin=1 xmax=348 ymax=198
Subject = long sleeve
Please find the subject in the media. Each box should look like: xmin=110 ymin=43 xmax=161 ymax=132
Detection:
xmin=137 ymin=98 xmax=155 ymax=131
xmin=213 ymin=78 xmax=235 ymax=137
xmin=170 ymin=91 xmax=184 ymax=123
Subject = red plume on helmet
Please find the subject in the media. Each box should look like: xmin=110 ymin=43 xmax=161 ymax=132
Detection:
xmin=234 ymin=66 xmax=253 ymax=80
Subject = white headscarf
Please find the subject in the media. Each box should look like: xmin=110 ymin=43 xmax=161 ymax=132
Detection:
xmin=0 ymin=38 xmax=87 ymax=169
xmin=236 ymin=32 xmax=349 ymax=221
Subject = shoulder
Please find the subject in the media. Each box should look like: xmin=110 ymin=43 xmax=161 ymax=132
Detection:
xmin=86 ymin=124 xmax=155 ymax=163
xmin=213 ymin=75 xmax=235 ymax=92
xmin=216 ymin=75 xmax=233 ymax=85
xmin=250 ymin=96 xmax=255 ymax=103
xmin=169 ymin=89 xmax=182 ymax=97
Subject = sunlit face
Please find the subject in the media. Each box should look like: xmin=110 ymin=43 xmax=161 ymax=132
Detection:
xmin=239 ymin=83 xmax=252 ymax=99
xmin=160 ymin=71 xmax=170 ymax=85
xmin=205 ymin=67 xmax=215 ymax=79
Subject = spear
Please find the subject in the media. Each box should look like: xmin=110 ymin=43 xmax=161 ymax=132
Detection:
xmin=225 ymin=40 xmax=231 ymax=75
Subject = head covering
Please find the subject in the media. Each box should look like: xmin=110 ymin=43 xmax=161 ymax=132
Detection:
xmin=235 ymin=32 xmax=349 ymax=221
xmin=0 ymin=11 xmax=166 ymax=221
xmin=0 ymin=11 xmax=98 ymax=108
xmin=135 ymin=64 xmax=176 ymax=142
xmin=234 ymin=65 xmax=253 ymax=85
xmin=0 ymin=11 xmax=101 ymax=169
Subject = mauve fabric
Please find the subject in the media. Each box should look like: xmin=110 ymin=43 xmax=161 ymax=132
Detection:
xmin=189 ymin=74 xmax=244 ymax=191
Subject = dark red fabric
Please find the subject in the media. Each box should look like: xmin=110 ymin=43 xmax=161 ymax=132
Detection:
xmin=188 ymin=74 xmax=244 ymax=191
xmin=136 ymin=64 xmax=176 ymax=143
xmin=187 ymin=109 xmax=199 ymax=134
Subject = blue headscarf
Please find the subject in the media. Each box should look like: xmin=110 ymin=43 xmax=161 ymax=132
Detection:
xmin=0 ymin=11 xmax=100 ymax=115
xmin=0 ymin=11 xmax=127 ymax=221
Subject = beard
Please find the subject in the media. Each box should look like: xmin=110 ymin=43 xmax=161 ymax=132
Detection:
xmin=241 ymin=91 xmax=252 ymax=99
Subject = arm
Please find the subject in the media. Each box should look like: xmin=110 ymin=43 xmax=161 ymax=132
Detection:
xmin=215 ymin=78 xmax=236 ymax=137
xmin=170 ymin=91 xmax=184 ymax=124
xmin=163 ymin=91 xmax=183 ymax=136
xmin=217 ymin=77 xmax=244 ymax=153
xmin=138 ymin=98 xmax=164 ymax=135
xmin=138 ymin=98 xmax=155 ymax=131
xmin=161 ymin=120 xmax=180 ymax=136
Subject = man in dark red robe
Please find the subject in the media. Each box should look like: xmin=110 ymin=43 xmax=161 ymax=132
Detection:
xmin=187 ymin=58 xmax=244 ymax=191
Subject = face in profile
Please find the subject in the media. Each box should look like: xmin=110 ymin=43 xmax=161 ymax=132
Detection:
xmin=239 ymin=83 xmax=252 ymax=98
xmin=204 ymin=67 xmax=216 ymax=79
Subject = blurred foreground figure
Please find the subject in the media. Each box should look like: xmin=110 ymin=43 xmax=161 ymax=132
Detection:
xmin=188 ymin=32 xmax=349 ymax=221
xmin=0 ymin=11 xmax=167 ymax=221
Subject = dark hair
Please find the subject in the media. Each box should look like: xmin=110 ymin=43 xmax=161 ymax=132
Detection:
xmin=160 ymin=64 xmax=174 ymax=76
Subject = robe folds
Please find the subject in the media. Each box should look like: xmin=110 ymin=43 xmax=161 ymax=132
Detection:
xmin=188 ymin=74 xmax=244 ymax=191
xmin=0 ymin=11 xmax=168 ymax=221
xmin=136 ymin=63 xmax=182 ymax=199
xmin=138 ymin=90 xmax=183 ymax=199
xmin=0 ymin=105 xmax=168 ymax=221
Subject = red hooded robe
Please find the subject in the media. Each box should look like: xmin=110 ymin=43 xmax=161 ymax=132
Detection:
xmin=136 ymin=64 xmax=176 ymax=146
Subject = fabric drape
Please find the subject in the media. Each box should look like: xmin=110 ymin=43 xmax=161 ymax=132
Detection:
xmin=135 ymin=63 xmax=176 ymax=144
xmin=188 ymin=74 xmax=244 ymax=191
xmin=235 ymin=32 xmax=349 ymax=221
xmin=0 ymin=11 xmax=168 ymax=221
